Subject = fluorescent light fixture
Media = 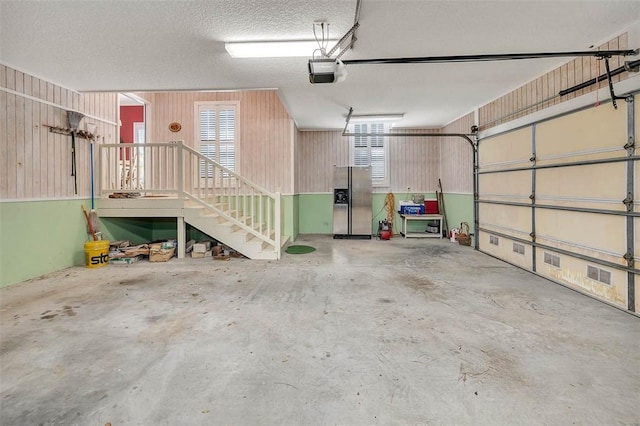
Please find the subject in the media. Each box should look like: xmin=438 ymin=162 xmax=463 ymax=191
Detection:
xmin=349 ymin=114 xmax=405 ymax=122
xmin=225 ymin=40 xmax=339 ymax=58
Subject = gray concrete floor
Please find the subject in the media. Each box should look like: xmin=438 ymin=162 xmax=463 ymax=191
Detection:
xmin=1 ymin=235 xmax=638 ymax=425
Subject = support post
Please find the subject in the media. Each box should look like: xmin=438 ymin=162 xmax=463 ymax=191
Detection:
xmin=177 ymin=140 xmax=184 ymax=200
xmin=177 ymin=216 xmax=185 ymax=259
xmin=275 ymin=192 xmax=282 ymax=260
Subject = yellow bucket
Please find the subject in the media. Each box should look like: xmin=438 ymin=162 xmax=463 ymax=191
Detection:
xmin=84 ymin=240 xmax=110 ymax=268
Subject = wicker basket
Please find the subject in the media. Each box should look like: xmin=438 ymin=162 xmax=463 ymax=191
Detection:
xmin=456 ymin=222 xmax=471 ymax=246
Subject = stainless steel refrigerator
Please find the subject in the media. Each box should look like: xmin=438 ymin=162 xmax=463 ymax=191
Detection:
xmin=333 ymin=166 xmax=372 ymax=239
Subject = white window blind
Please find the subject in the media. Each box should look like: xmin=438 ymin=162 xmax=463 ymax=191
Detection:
xmin=198 ymin=104 xmax=237 ymax=177
xmin=351 ymin=122 xmax=388 ymax=185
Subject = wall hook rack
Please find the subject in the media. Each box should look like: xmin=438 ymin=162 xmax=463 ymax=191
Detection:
xmin=43 ymin=124 xmax=98 ymax=141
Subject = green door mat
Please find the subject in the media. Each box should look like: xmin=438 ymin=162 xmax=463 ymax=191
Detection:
xmin=285 ymin=245 xmax=316 ymax=255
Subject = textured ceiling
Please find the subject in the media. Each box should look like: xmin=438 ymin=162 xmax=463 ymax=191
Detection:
xmin=1 ymin=0 xmax=639 ymax=129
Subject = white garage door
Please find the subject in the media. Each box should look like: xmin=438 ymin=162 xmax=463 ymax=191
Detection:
xmin=477 ymin=96 xmax=639 ymax=313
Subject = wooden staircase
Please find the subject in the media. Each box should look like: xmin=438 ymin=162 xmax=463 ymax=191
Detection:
xmin=98 ymin=141 xmax=286 ymax=260
xmin=183 ymin=201 xmax=287 ymax=260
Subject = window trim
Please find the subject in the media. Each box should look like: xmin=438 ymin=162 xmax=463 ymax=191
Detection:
xmin=349 ymin=122 xmax=390 ymax=187
xmin=194 ymin=101 xmax=240 ymax=175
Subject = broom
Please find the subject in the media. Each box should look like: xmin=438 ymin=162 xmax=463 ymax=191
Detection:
xmin=85 ymin=123 xmax=100 ymax=237
xmin=437 ymin=178 xmax=449 ymax=237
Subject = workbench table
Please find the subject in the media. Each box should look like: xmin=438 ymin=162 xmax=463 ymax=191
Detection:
xmin=399 ymin=214 xmax=443 ymax=238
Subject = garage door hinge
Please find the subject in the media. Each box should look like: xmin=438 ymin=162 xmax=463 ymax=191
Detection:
xmin=623 ymin=251 xmax=634 ymax=267
xmin=529 ymin=232 xmax=536 ymax=240
xmin=623 ymin=136 xmax=635 ymax=150
xmin=529 ymin=193 xmax=535 ymax=202
xmin=529 ymin=155 xmax=536 ymax=163
xmin=622 ymin=193 xmax=634 ymax=211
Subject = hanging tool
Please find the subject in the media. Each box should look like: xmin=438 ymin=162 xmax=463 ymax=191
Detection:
xmin=437 ymin=178 xmax=449 ymax=237
xmin=86 ymin=124 xmax=100 ymax=236
xmin=67 ymin=111 xmax=85 ymax=195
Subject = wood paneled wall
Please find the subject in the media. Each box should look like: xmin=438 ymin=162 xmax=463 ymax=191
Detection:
xmin=439 ymin=113 xmax=475 ymax=194
xmin=0 ymin=65 xmax=118 ymax=200
xmin=296 ymin=128 xmax=442 ymax=194
xmin=479 ymin=34 xmax=628 ymax=129
xmin=296 ymin=130 xmax=350 ymax=193
xmin=144 ymin=90 xmax=294 ymax=194
xmin=387 ymin=128 xmax=440 ymax=194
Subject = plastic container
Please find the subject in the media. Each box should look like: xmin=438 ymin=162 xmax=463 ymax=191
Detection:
xmin=84 ymin=240 xmax=110 ymax=268
xmin=399 ymin=205 xmax=424 ymax=215
xmin=424 ymin=200 xmax=439 ymax=214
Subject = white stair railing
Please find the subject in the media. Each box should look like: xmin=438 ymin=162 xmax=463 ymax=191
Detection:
xmin=98 ymin=141 xmax=281 ymax=257
xmin=181 ymin=144 xmax=281 ymax=253
xmin=99 ymin=142 xmax=179 ymax=194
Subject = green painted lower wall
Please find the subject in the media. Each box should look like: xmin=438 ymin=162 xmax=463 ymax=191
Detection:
xmin=290 ymin=195 xmax=300 ymax=240
xmin=0 ymin=200 xmax=95 ymax=287
xmin=442 ymin=193 xmax=475 ymax=234
xmin=150 ymin=218 xmax=178 ymax=242
xmin=100 ymin=217 xmax=154 ymax=243
xmin=0 ymin=201 xmax=187 ymax=287
xmin=282 ymin=195 xmax=297 ymax=241
xmin=102 ymin=218 xmax=182 ymax=243
xmin=298 ymin=194 xmax=334 ymax=234
xmin=187 ymin=225 xmax=211 ymax=243
xmin=297 ymin=192 xmax=474 ymax=236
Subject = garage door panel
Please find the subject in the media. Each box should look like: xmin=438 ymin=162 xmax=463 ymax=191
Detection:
xmin=479 ymin=171 xmax=530 ymax=202
xmin=536 ymin=209 xmax=626 ymax=259
xmin=479 ymin=204 xmax=531 ymax=238
xmin=479 ymin=127 xmax=531 ymax=170
xmin=536 ymin=163 xmax=626 ymax=211
xmin=479 ymin=101 xmax=633 ymax=313
xmin=536 ymin=104 xmax=626 ymax=161
xmin=535 ymin=247 xmax=627 ymax=309
xmin=535 ymin=148 xmax=627 ymax=167
xmin=480 ymin=231 xmax=532 ymax=270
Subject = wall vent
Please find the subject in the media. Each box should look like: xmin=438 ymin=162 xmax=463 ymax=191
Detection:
xmin=489 ymin=235 xmax=499 ymax=245
xmin=587 ymin=265 xmax=612 ymax=285
xmin=543 ymin=252 xmax=560 ymax=267
xmin=512 ymin=242 xmax=525 ymax=255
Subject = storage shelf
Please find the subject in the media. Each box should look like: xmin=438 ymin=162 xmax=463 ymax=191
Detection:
xmin=399 ymin=214 xmax=443 ymax=239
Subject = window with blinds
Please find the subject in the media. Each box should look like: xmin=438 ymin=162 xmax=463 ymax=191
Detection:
xmin=351 ymin=122 xmax=388 ymax=186
xmin=198 ymin=103 xmax=237 ymax=177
